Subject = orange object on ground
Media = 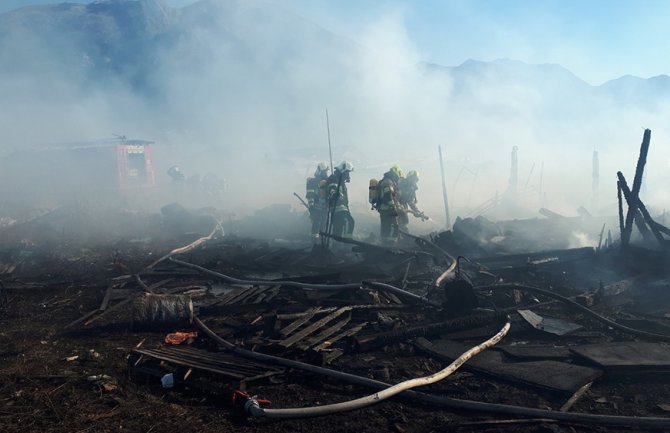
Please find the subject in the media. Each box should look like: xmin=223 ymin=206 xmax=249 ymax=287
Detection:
xmin=164 ymin=331 xmax=198 ymax=345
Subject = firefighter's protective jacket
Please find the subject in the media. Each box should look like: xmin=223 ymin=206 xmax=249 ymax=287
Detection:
xmin=306 ymin=175 xmax=328 ymax=211
xmin=398 ymin=177 xmax=420 ymax=213
xmin=327 ymin=171 xmax=350 ymax=213
xmin=377 ymin=170 xmax=400 ymax=215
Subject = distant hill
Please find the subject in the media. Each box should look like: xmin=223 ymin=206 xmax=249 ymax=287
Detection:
xmin=425 ymin=58 xmax=670 ymax=110
xmin=2 ymin=0 xmax=668 ymax=105
xmin=599 ymin=74 xmax=670 ymax=107
xmin=1 ymin=0 xmax=669 ymax=155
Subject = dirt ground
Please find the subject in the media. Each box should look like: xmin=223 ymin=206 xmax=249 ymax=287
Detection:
xmin=2 ymin=232 xmax=670 ymax=433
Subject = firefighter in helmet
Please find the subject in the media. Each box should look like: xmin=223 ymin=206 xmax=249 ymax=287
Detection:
xmin=326 ymin=161 xmax=355 ymax=238
xmin=376 ymin=164 xmax=403 ymax=244
xmin=398 ymin=169 xmax=427 ymax=233
xmin=167 ymin=165 xmax=186 ymax=182
xmin=305 ymin=162 xmax=329 ymax=241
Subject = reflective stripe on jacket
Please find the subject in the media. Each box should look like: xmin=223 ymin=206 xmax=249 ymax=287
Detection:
xmin=327 ymin=173 xmax=349 ymax=213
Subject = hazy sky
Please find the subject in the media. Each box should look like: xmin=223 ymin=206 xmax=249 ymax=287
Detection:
xmin=2 ymin=0 xmax=667 ymax=85
xmin=286 ymin=0 xmax=670 ymax=85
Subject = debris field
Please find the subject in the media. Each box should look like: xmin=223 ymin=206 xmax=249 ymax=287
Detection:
xmin=2 ymin=130 xmax=670 ymax=433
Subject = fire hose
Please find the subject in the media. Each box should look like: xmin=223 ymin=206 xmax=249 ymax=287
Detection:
xmin=169 ymin=257 xmax=439 ymax=306
xmin=196 ymin=316 xmax=510 ymax=418
xmin=475 ymin=283 xmax=670 ymax=342
xmin=194 ymin=316 xmax=670 ymax=428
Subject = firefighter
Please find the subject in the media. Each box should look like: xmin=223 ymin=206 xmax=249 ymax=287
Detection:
xmin=305 ymin=162 xmax=329 ymax=241
xmin=167 ymin=165 xmax=186 ymax=182
xmin=326 ymin=161 xmax=355 ymax=239
xmin=398 ymin=169 xmax=426 ymax=233
xmin=376 ymin=165 xmax=403 ymax=244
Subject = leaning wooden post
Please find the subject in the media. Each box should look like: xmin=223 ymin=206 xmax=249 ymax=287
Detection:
xmin=616 ymin=180 xmax=624 ymax=239
xmin=617 ymin=171 xmax=666 ymax=249
xmin=621 ymin=129 xmax=651 ymax=247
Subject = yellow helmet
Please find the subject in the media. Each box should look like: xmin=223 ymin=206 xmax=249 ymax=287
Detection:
xmin=390 ymin=164 xmax=403 ymax=178
xmin=407 ymin=170 xmax=419 ymax=180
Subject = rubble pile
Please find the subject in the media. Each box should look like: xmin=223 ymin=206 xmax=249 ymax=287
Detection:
xmin=1 ymin=130 xmax=670 ymax=433
xmin=0 ymin=202 xmax=669 ymax=433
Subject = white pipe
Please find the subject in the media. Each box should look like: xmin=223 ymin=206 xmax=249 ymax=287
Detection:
xmin=245 ymin=318 xmax=511 ymax=418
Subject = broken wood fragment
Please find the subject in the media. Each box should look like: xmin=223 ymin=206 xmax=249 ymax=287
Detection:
xmin=297 ymin=314 xmax=351 ymax=351
xmin=560 ymin=382 xmax=592 ymax=412
xmin=279 ymin=307 xmax=320 ymax=336
xmin=280 ymin=306 xmax=352 ymax=348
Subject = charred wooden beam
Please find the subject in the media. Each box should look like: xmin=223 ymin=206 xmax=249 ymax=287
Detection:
xmin=314 ymin=321 xmax=368 ymax=351
xmin=539 ymin=208 xmax=568 ymax=220
xmin=352 ymin=312 xmax=505 ymax=352
xmin=621 ymin=129 xmax=651 ymax=247
xmin=131 ymin=346 xmax=283 ymax=381
xmin=616 ymin=181 xmax=625 ymax=239
xmin=617 ymin=171 xmax=666 ymax=248
xmin=296 ymin=314 xmax=352 ymax=351
xmin=279 ymin=307 xmax=321 ymax=336
xmin=280 ymin=306 xmax=352 ymax=348
xmin=634 ymin=211 xmax=655 ymax=244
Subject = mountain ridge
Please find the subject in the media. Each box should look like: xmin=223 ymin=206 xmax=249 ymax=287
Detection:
xmin=1 ymin=0 xmax=668 ymax=104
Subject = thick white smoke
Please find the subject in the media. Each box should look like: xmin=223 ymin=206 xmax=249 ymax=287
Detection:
xmin=0 ymin=0 xmax=669 ymax=239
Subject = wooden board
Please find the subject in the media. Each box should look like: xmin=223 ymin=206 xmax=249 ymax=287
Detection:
xmin=497 ymin=345 xmax=573 ymax=361
xmin=415 ymin=338 xmax=602 ymax=394
xmin=570 ymin=342 xmax=670 ymax=371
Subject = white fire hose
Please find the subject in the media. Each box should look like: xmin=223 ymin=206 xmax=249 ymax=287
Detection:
xmin=242 ymin=318 xmax=511 ymax=418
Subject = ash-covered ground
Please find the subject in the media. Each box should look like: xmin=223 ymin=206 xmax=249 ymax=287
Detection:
xmin=1 ymin=202 xmax=670 ymax=433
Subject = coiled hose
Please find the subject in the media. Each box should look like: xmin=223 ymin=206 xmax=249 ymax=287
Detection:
xmin=169 ymin=258 xmax=439 ymax=306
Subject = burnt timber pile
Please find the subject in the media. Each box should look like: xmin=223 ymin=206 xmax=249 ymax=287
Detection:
xmin=2 ymin=132 xmax=670 ymax=433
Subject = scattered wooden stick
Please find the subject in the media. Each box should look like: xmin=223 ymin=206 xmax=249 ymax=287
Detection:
xmin=560 ymin=381 xmax=592 ymax=412
xmin=145 ymin=221 xmax=222 ymax=269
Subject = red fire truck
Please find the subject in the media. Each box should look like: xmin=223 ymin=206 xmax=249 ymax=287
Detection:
xmin=1 ymin=137 xmax=157 ymax=208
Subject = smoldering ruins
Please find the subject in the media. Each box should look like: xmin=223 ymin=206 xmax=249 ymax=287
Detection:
xmin=2 ymin=1 xmax=670 ymax=433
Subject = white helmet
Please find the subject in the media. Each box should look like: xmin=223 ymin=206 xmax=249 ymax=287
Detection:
xmin=336 ymin=160 xmax=354 ymax=173
xmin=315 ymin=162 xmax=329 ymax=177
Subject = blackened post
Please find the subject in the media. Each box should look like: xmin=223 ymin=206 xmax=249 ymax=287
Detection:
xmin=621 ymin=129 xmax=651 ymax=247
xmin=634 ymin=211 xmax=654 ymax=244
xmin=617 ymin=171 xmax=666 ymax=248
xmin=617 ymin=180 xmax=624 ymax=240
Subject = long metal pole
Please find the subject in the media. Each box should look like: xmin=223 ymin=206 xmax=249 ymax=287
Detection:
xmin=326 ymin=109 xmax=334 ymax=173
xmin=438 ymin=145 xmax=451 ymax=229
